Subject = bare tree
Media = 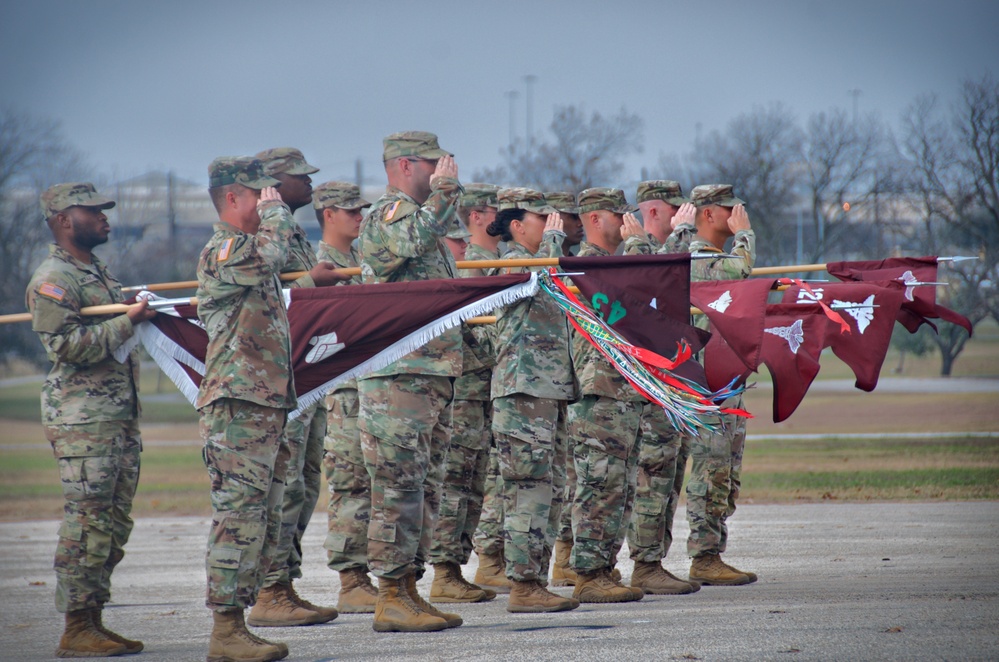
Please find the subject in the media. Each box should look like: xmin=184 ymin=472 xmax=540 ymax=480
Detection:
xmin=0 ymin=109 xmax=92 ymax=368
xmin=476 ymin=105 xmax=644 ymax=191
xmin=685 ymin=102 xmax=804 ymax=265
xmin=801 ymin=108 xmax=887 ymax=262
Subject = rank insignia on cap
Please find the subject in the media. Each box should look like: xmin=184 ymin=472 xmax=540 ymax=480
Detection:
xmin=39 ymin=282 xmax=66 ymax=301
xmin=218 ymin=237 xmax=234 ymax=262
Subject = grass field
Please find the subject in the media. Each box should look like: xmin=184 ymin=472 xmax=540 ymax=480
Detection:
xmin=1 ymin=324 xmax=997 ymax=521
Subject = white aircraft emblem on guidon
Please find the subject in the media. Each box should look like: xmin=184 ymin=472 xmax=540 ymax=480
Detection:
xmin=707 ymin=290 xmax=732 ymax=313
xmin=305 ymin=331 xmax=345 ymax=364
xmin=764 ymin=319 xmax=804 ymax=354
xmin=833 ymin=295 xmax=876 ymax=334
xmin=898 ymin=270 xmax=918 ymax=302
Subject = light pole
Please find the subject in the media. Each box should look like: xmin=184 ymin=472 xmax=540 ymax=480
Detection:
xmin=504 ymin=90 xmax=519 ymax=148
xmin=523 ymin=74 xmax=537 ymax=145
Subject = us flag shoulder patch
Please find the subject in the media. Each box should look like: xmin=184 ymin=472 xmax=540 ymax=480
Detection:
xmin=218 ymin=238 xmax=234 ymax=262
xmin=384 ymin=200 xmax=402 ymax=222
xmin=38 ymin=282 xmax=66 ymax=301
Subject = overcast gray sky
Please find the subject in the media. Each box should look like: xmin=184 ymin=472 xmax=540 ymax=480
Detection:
xmin=2 ymin=0 xmax=996 ymax=187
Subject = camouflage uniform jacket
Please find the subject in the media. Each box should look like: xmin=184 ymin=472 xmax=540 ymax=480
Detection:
xmin=688 ymin=229 xmax=756 ymax=331
xmin=316 ymin=240 xmax=361 ymax=392
xmin=195 ymin=201 xmax=297 ymax=410
xmin=454 ymin=242 xmax=500 ymax=401
xmin=622 ymin=232 xmax=661 ymax=256
xmin=660 ymin=223 xmax=697 ymax=255
xmin=571 ymin=242 xmax=644 ymax=402
xmin=285 ymin=222 xmax=319 ymax=288
xmin=26 ymin=244 xmax=139 ymax=425
xmin=358 ymin=180 xmax=463 ymax=378
xmin=491 ymin=235 xmax=575 ymax=400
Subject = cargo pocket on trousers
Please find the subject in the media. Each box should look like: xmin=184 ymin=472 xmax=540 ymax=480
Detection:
xmin=324 ymin=531 xmax=348 ymax=553
xmin=207 ymin=547 xmax=242 ymax=604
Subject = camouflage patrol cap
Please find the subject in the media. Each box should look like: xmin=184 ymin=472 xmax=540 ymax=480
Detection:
xmin=208 ymin=156 xmax=280 ymax=189
xmin=497 ymin=187 xmax=555 ymax=214
xmin=255 ymin=147 xmax=320 ymax=176
xmin=545 ymin=191 xmax=580 ymax=214
xmin=577 ymin=187 xmax=638 ymax=214
xmin=690 ymin=184 xmax=745 ymax=208
xmin=446 ymin=219 xmax=472 ymax=240
xmin=312 ymin=181 xmax=372 ymax=211
xmin=382 ymin=131 xmax=452 ymax=161
xmin=40 ymin=182 xmax=116 ymax=219
xmin=637 ymin=180 xmax=688 ymax=206
xmin=459 ymin=183 xmax=500 ymax=209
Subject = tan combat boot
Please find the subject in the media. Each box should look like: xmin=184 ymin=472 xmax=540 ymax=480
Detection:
xmin=89 ymin=607 xmax=144 ymax=654
xmin=208 ymin=609 xmax=287 ymax=662
xmin=551 ymin=539 xmax=578 ymax=587
xmin=507 ymin=579 xmax=580 ymax=613
xmin=338 ymin=567 xmax=378 ymax=613
xmin=689 ymin=553 xmax=757 ymax=586
xmin=573 ymin=568 xmax=644 ymax=603
xmin=631 ymin=560 xmax=700 ymax=595
xmin=404 ymin=574 xmax=462 ymax=628
xmin=248 ymin=582 xmax=326 ymax=627
xmin=473 ymin=551 xmax=513 ymax=594
xmin=431 ymin=562 xmax=496 ymax=603
xmin=372 ymin=576 xmax=448 ymax=633
xmin=56 ymin=609 xmax=128 ymax=658
xmin=286 ymin=582 xmax=338 ymax=623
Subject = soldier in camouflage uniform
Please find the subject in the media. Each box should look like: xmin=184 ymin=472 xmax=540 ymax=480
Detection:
xmin=542 ymin=191 xmax=584 ymax=588
xmin=27 ymin=183 xmax=156 ymax=658
xmin=248 ymin=148 xmax=339 ymax=628
xmin=310 ymin=181 xmax=380 ymax=613
xmin=196 ymin=156 xmax=344 ymax=662
xmin=564 ymin=188 xmax=646 ymax=604
xmin=487 ymin=188 xmax=579 ymax=613
xmin=428 ymin=185 xmax=502 ymax=603
xmin=618 ymin=181 xmax=701 ymax=595
xmin=459 ymin=185 xmax=516 ymax=593
xmin=356 ymin=131 xmax=464 ymax=633
xmin=680 ymin=184 xmax=758 ymax=586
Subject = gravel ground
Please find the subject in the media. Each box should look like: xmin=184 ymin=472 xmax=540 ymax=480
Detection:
xmin=2 ymin=502 xmax=997 ymax=661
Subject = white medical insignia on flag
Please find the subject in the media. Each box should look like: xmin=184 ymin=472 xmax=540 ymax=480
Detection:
xmin=765 ymin=319 xmax=804 ymax=354
xmin=708 ymin=290 xmax=733 ymax=313
xmin=834 ymin=295 xmax=875 ymax=333
xmin=898 ymin=270 xmax=918 ymax=301
xmin=649 ymin=297 xmax=658 ymax=309
xmin=305 ymin=331 xmax=345 ymax=364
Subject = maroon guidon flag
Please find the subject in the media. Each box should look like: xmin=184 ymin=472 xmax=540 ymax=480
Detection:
xmin=690 ymin=278 xmax=777 ymax=373
xmin=120 ymin=274 xmax=537 ymax=419
xmin=782 ymin=279 xmax=906 ymax=391
xmin=825 ymin=257 xmax=972 ymax=335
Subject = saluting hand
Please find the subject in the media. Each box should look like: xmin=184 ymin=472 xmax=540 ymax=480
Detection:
xmin=259 ymin=186 xmax=282 ymax=204
xmin=672 ymin=202 xmax=696 ymax=229
xmin=544 ymin=212 xmax=564 ymax=235
xmin=728 ymin=204 xmax=751 ymax=233
xmin=430 ymin=155 xmax=458 ymax=189
xmin=620 ymin=212 xmax=646 ymax=240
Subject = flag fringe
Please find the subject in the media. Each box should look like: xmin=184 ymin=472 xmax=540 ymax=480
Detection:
xmin=134 ymin=320 xmax=206 ymax=408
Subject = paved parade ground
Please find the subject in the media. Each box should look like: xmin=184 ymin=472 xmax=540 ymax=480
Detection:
xmin=2 ymin=502 xmax=997 ymax=661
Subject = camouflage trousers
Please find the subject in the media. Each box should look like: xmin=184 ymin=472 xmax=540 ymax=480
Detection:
xmin=627 ymin=406 xmax=687 ymax=563
xmin=686 ymin=398 xmax=746 ymax=557
xmin=428 ymin=398 xmax=490 ymax=565
xmin=45 ymin=419 xmax=141 ymax=613
xmin=555 ymin=399 xmax=576 ymax=544
xmin=472 ymin=444 xmax=504 ymax=557
xmin=568 ymin=396 xmax=642 ymax=573
xmin=492 ymin=395 xmax=566 ymax=582
xmin=323 ymin=387 xmax=369 ymax=572
xmin=263 ymin=401 xmax=326 ymax=586
xmin=199 ymin=399 xmax=289 ymax=610
xmin=357 ymin=374 xmax=453 ymax=580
